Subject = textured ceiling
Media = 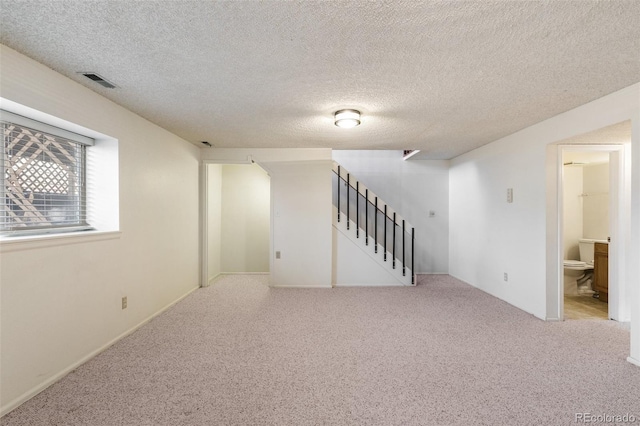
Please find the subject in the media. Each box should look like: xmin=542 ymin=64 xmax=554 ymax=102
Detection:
xmin=1 ymin=1 xmax=639 ymax=159
xmin=558 ymin=120 xmax=632 ymax=146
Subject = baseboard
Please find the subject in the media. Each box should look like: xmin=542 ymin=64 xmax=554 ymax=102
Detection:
xmin=627 ymin=356 xmax=640 ymax=368
xmin=334 ymin=283 xmax=409 ymax=287
xmin=0 ymin=285 xmax=199 ymax=417
xmin=208 ymin=272 xmax=269 ymax=285
xmin=207 ymin=273 xmax=222 ymax=285
xmin=270 ymin=284 xmax=331 ymax=288
xmin=220 ymin=272 xmax=269 ymax=275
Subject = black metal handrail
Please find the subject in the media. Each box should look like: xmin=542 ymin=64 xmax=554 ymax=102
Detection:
xmin=333 ymin=166 xmax=415 ymax=284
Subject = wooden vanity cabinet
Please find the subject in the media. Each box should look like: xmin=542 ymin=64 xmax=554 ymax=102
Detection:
xmin=593 ymin=242 xmax=609 ymax=302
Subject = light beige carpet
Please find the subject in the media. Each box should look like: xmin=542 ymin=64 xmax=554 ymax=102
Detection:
xmin=3 ymin=274 xmax=639 ymax=425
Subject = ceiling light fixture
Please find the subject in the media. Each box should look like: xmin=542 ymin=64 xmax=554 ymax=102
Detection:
xmin=334 ymin=109 xmax=361 ymax=128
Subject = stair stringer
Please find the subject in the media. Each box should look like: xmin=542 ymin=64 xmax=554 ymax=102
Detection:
xmin=332 ymin=207 xmax=414 ymax=287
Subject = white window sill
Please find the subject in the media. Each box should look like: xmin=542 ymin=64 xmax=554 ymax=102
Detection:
xmin=0 ymin=230 xmax=121 ymax=253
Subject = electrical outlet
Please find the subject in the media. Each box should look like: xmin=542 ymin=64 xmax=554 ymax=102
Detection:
xmin=122 ymin=296 xmax=127 ymax=309
xmin=507 ymin=188 xmax=513 ymax=203
xmin=276 ymin=251 xmax=281 ymax=259
xmin=503 ymin=273 xmax=508 ymax=282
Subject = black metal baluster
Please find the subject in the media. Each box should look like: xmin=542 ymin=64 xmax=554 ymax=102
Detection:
xmin=337 ymin=166 xmax=340 ymax=223
xmin=365 ymin=189 xmax=368 ymax=245
xmin=384 ymin=204 xmax=387 ymax=261
xmin=356 ymin=181 xmax=359 ymax=238
xmin=374 ymin=197 xmax=378 ymax=253
xmin=346 ymin=174 xmax=350 ymax=230
xmin=392 ymin=212 xmax=396 ymax=269
xmin=402 ymin=219 xmax=406 ymax=276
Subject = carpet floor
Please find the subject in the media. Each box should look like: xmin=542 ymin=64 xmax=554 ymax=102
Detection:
xmin=3 ymin=274 xmax=639 ymax=425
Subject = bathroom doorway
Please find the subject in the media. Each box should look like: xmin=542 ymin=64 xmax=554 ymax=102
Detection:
xmin=555 ymin=121 xmax=632 ymax=322
xmin=562 ymin=150 xmax=610 ymax=319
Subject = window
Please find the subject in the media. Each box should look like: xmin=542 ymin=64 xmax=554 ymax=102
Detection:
xmin=1 ymin=111 xmax=94 ymax=235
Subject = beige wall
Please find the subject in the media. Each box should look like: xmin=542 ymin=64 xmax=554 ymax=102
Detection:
xmin=220 ymin=164 xmax=270 ymax=273
xmin=563 ymin=165 xmax=584 ymax=260
xmin=0 ymin=45 xmax=200 ymax=414
xmin=207 ymin=164 xmax=223 ymax=281
xmin=563 ymin=160 xmax=611 ymax=259
xmin=583 ymin=163 xmax=609 ymax=240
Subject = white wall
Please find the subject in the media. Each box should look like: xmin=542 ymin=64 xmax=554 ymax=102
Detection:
xmin=268 ymin=161 xmax=333 ymax=287
xmin=450 ymin=140 xmax=548 ymax=316
xmin=631 ymin=117 xmax=640 ymax=367
xmin=207 ymin=164 xmax=222 ymax=281
xmin=449 ymin=83 xmax=640 ymax=365
xmin=331 ymin=151 xmax=449 ymax=274
xmin=332 ymin=207 xmax=411 ymax=286
xmin=220 ymin=164 xmax=270 ymax=273
xmin=0 ymin=45 xmax=201 ymax=414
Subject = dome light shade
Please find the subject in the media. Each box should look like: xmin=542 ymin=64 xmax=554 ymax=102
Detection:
xmin=334 ymin=109 xmax=361 ymax=128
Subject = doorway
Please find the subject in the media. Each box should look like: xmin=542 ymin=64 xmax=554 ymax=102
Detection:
xmin=554 ymin=121 xmax=632 ymax=322
xmin=202 ymin=162 xmax=270 ymax=286
xmin=562 ymin=150 xmax=611 ymax=319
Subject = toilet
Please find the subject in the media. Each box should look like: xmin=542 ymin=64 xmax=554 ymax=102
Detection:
xmin=564 ymin=239 xmax=597 ymax=294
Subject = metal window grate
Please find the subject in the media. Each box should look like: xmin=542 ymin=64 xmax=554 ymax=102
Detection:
xmin=1 ymin=121 xmax=89 ymax=233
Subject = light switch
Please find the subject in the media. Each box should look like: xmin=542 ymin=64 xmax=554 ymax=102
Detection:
xmin=507 ymin=188 xmax=513 ymax=203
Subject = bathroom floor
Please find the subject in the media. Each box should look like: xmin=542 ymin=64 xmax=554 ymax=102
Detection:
xmin=564 ymin=294 xmax=608 ymax=320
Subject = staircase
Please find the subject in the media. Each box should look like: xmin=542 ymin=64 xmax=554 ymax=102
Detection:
xmin=332 ymin=162 xmax=416 ymax=286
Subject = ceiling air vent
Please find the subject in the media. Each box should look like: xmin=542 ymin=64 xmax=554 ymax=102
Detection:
xmin=79 ymin=72 xmax=117 ymax=89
